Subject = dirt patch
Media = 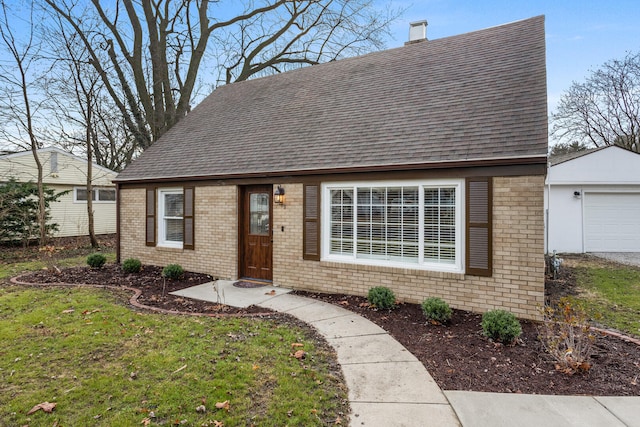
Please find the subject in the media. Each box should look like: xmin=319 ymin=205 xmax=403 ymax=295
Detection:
xmin=13 ymin=259 xmax=640 ymax=396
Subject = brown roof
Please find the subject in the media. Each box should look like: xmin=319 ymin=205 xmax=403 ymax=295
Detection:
xmin=115 ymin=16 xmax=548 ymax=183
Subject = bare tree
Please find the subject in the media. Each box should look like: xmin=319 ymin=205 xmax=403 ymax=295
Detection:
xmin=45 ymin=18 xmax=128 ymax=246
xmin=44 ymin=0 xmax=397 ymax=150
xmin=552 ymin=51 xmax=640 ymax=152
xmin=0 ymin=0 xmax=49 ymax=244
xmin=64 ymin=55 xmax=102 ymax=249
xmin=549 ymin=141 xmax=590 ymax=159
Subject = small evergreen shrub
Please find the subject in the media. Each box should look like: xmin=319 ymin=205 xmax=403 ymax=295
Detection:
xmin=86 ymin=253 xmax=106 ymax=269
xmin=422 ymin=297 xmax=453 ymax=324
xmin=162 ymin=264 xmax=184 ymax=280
xmin=122 ymin=258 xmax=142 ymax=273
xmin=367 ymin=286 xmax=396 ymax=310
xmin=481 ymin=309 xmax=522 ymax=344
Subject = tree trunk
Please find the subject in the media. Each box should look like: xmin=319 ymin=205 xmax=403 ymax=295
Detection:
xmin=86 ymin=93 xmax=98 ymax=248
xmin=34 ymin=151 xmax=46 ymax=245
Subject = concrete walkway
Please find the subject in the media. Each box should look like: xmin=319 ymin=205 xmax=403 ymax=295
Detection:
xmin=172 ymin=281 xmax=640 ymax=427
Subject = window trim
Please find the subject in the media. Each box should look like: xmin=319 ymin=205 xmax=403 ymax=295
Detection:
xmin=321 ymin=179 xmax=464 ymax=273
xmin=157 ymin=188 xmax=184 ymax=249
xmin=73 ymin=186 xmax=116 ymax=203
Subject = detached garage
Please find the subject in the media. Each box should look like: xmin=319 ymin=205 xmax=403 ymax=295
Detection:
xmin=546 ymin=146 xmax=640 ymax=253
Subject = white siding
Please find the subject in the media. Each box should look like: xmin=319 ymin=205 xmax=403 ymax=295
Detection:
xmin=1 ymin=148 xmax=117 ymax=237
xmin=550 ymin=146 xmax=640 ymax=185
xmin=546 ymin=185 xmax=585 ymax=253
xmin=48 ymin=185 xmax=117 ymax=237
xmin=0 ymin=148 xmax=116 ymax=186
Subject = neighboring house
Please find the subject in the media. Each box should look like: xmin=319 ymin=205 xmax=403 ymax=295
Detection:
xmin=545 ymin=145 xmax=640 ymax=253
xmin=115 ymin=16 xmax=548 ymax=319
xmin=0 ymin=147 xmax=117 ymax=237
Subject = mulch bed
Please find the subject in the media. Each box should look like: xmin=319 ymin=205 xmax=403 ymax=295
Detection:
xmin=17 ymin=264 xmax=270 ymax=316
xmin=294 ymin=291 xmax=640 ymax=396
xmin=13 ymin=262 xmax=640 ymax=396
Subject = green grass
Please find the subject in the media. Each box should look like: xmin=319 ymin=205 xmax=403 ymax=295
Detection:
xmin=568 ymin=261 xmax=640 ymax=337
xmin=0 ymin=286 xmax=348 ymax=426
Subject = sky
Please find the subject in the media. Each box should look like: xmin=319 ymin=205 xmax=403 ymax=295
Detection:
xmin=384 ymin=0 xmax=640 ymax=120
xmin=2 ymin=1 xmax=638 ymax=151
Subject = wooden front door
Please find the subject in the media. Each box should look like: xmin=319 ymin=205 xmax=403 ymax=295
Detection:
xmin=240 ymin=185 xmax=273 ymax=281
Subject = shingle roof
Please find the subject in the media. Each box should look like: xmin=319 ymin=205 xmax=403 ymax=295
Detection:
xmin=549 ymin=145 xmax=640 ymax=166
xmin=549 ymin=146 xmax=613 ymax=166
xmin=115 ymin=16 xmax=548 ymax=183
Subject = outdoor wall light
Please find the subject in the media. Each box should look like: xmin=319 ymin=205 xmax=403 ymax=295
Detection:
xmin=573 ymin=191 xmax=581 ymax=198
xmin=274 ymin=185 xmax=285 ymax=205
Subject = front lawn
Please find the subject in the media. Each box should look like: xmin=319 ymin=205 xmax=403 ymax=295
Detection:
xmin=562 ymin=256 xmax=640 ymax=338
xmin=0 ymin=286 xmax=348 ymax=426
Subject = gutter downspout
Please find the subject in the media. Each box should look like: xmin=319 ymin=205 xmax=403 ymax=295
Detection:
xmin=545 ymin=160 xmax=551 ymax=255
xmin=116 ymin=182 xmax=121 ymax=264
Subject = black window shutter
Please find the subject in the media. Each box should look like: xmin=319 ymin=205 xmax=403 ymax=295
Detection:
xmin=466 ymin=177 xmax=492 ymax=276
xmin=303 ymin=183 xmax=320 ymax=261
xmin=145 ymin=187 xmax=156 ymax=247
xmin=183 ymin=186 xmax=195 ymax=250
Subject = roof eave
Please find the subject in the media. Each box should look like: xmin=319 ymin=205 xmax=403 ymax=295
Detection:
xmin=114 ymin=154 xmax=548 ymax=184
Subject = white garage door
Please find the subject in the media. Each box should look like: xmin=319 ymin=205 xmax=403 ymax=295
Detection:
xmin=584 ymin=193 xmax=640 ymax=252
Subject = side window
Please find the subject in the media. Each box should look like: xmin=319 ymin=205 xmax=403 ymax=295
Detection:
xmin=158 ymin=189 xmax=184 ymax=248
xmin=97 ymin=188 xmax=116 ymax=201
xmin=75 ymin=187 xmax=89 ymax=202
xmin=152 ymin=187 xmax=195 ymax=250
xmin=74 ymin=187 xmax=116 ymax=203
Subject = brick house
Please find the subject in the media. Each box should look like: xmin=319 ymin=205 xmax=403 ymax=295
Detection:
xmin=115 ymin=16 xmax=548 ymax=319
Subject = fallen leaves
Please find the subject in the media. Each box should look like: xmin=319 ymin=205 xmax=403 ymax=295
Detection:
xmin=292 ymin=350 xmax=306 ymax=360
xmin=290 ymin=342 xmax=307 ymax=359
xmin=215 ymin=400 xmax=230 ymax=411
xmin=27 ymin=401 xmax=56 ymax=415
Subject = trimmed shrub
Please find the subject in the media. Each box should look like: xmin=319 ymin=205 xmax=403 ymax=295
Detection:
xmin=122 ymin=258 xmax=142 ymax=274
xmin=162 ymin=264 xmax=184 ymax=280
xmin=86 ymin=253 xmax=107 ymax=269
xmin=367 ymin=286 xmax=396 ymax=310
xmin=422 ymin=297 xmax=452 ymax=324
xmin=481 ymin=309 xmax=522 ymax=344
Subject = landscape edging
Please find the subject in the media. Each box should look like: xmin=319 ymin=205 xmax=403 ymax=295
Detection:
xmin=9 ymin=273 xmax=640 ymax=346
xmin=8 ymin=274 xmax=275 ymax=319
